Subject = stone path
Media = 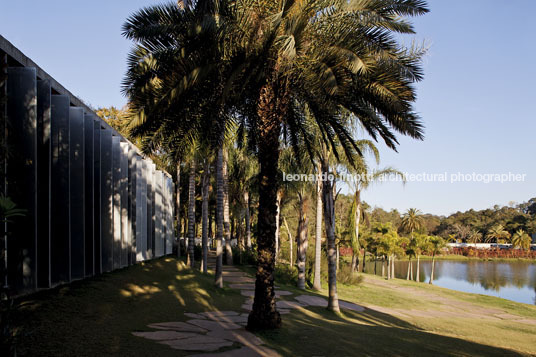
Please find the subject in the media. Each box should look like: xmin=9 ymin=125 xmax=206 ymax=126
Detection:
xmin=132 ymin=251 xmax=366 ymax=355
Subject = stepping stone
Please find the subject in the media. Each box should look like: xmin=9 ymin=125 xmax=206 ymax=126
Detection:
xmin=223 ymin=271 xmax=248 ymax=277
xmin=187 ymin=319 xmax=242 ymax=331
xmin=279 ymin=309 xmax=291 ymax=315
xmin=225 ymin=276 xmax=255 ymax=283
xmin=210 ymin=315 xmax=249 ymax=324
xmin=294 ymin=295 xmax=327 ymax=307
xmin=207 ymin=329 xmax=264 ymax=347
xmin=276 ymin=301 xmax=305 ymax=309
xmin=148 ymin=322 xmax=207 ymax=333
xmin=241 ymin=303 xmax=252 ymax=311
xmin=229 ymin=284 xmax=255 ymax=290
xmin=189 ymin=345 xmax=280 ymax=357
xmin=160 ymin=336 xmax=233 ymax=351
xmin=200 ymin=311 xmax=240 ymax=319
xmin=185 ymin=312 xmax=206 ymax=319
xmin=339 ymin=300 xmax=365 ymax=312
xmin=132 ymin=331 xmax=198 ymax=341
xmin=241 ymin=290 xmax=293 ymax=298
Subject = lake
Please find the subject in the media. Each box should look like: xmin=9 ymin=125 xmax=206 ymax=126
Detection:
xmin=362 ymin=259 xmax=536 ymax=305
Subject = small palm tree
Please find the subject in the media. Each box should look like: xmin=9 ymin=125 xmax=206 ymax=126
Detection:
xmin=511 ymin=229 xmax=531 ymax=251
xmin=427 ymin=236 xmax=446 ymax=284
xmin=467 ymin=230 xmax=483 ymax=245
xmin=485 ymin=224 xmax=511 ymax=246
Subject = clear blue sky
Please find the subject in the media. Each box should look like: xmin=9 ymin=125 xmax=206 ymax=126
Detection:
xmin=1 ymin=0 xmax=534 ymax=216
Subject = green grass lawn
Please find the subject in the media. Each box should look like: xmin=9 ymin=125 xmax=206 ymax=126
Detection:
xmin=5 ymin=256 xmax=536 ymax=356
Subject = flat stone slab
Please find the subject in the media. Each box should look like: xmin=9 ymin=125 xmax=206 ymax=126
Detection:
xmin=185 ymin=312 xmax=206 ymax=319
xmin=210 ymin=315 xmax=249 ymax=324
xmin=189 ymin=346 xmax=280 ymax=357
xmin=278 ymin=309 xmax=291 ymax=315
xmin=200 ymin=311 xmax=240 ymax=318
xmin=222 ymin=271 xmax=249 ymax=277
xmin=160 ymin=336 xmax=233 ymax=351
xmin=224 ymin=276 xmax=255 ymax=283
xmin=229 ymin=283 xmax=255 ymax=290
xmin=148 ymin=321 xmax=207 ymax=333
xmin=294 ymin=295 xmax=327 ymax=307
xmin=276 ymin=300 xmax=305 ymax=309
xmin=339 ymin=300 xmax=365 ymax=312
xmin=132 ymin=331 xmax=198 ymax=340
xmin=187 ymin=319 xmax=242 ymax=331
xmin=241 ymin=290 xmax=293 ymax=298
xmin=207 ymin=329 xmax=264 ymax=347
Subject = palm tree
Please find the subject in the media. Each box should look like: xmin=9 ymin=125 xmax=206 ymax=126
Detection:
xmin=486 ymin=224 xmax=511 ymax=246
xmin=400 ymin=208 xmax=424 ymax=237
xmin=511 ymin=229 xmax=531 ymax=251
xmin=427 ymin=236 xmax=446 ymax=284
xmin=223 ymin=148 xmax=233 ymax=265
xmin=199 ymin=145 xmax=214 ymax=273
xmin=312 ymin=160 xmax=323 ymax=290
xmin=186 ymin=157 xmax=197 ymax=268
xmin=467 ymin=230 xmax=483 ymax=245
xmin=214 ymin=147 xmax=225 ymax=287
xmin=122 ymin=0 xmax=429 ymax=329
xmin=413 ymin=233 xmax=428 ymax=282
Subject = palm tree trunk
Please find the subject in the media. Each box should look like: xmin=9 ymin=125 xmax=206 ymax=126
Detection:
xmin=247 ymin=80 xmax=282 ymax=330
xmin=381 ymin=257 xmax=385 ymax=278
xmin=416 ymin=254 xmax=420 ymax=282
xmin=187 ymin=159 xmax=196 ymax=268
xmin=175 ymin=161 xmax=181 ymax=258
xmin=223 ymin=148 xmax=232 ymax=265
xmin=351 ymin=254 xmax=358 ymax=273
xmin=244 ymin=191 xmax=252 ymax=250
xmin=391 ymin=255 xmax=395 ymax=279
xmin=410 ymin=260 xmax=413 ymax=280
xmin=296 ymin=194 xmax=308 ymax=290
xmin=201 ymin=160 xmax=210 ymax=273
xmin=283 ymin=217 xmax=293 ymax=268
xmin=361 ymin=248 xmax=366 ymax=273
xmin=336 ymin=243 xmax=340 ymax=272
xmin=215 ymin=148 xmax=224 ymax=288
xmin=322 ymin=160 xmax=339 ymax=312
xmin=275 ymin=190 xmax=282 ymax=262
xmin=429 ymin=254 xmax=435 ymax=284
xmin=352 ymin=189 xmax=361 ymax=273
xmin=387 ymin=256 xmax=391 ymax=279
xmin=406 ymin=258 xmax=411 ymax=280
xmin=313 ymin=168 xmax=323 ymax=290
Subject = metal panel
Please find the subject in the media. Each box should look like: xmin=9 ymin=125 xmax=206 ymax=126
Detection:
xmin=6 ymin=67 xmax=37 ymax=291
xmin=50 ymin=94 xmax=70 ymax=284
xmin=146 ymin=162 xmax=154 ymax=259
xmin=154 ymin=170 xmax=163 ymax=257
xmin=112 ymin=136 xmax=122 ymax=270
xmin=100 ymin=129 xmax=113 ymax=272
xmin=136 ymin=158 xmax=147 ymax=261
xmin=69 ymin=107 xmax=84 ymax=280
xmin=93 ymin=120 xmax=101 ymax=274
xmin=128 ymin=150 xmax=137 ymax=265
xmin=119 ymin=142 xmax=129 ymax=268
xmin=36 ymin=79 xmax=51 ymax=288
xmin=83 ymin=113 xmax=94 ymax=277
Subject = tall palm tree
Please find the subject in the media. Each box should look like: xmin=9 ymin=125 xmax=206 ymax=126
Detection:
xmin=122 ymin=0 xmax=429 ymax=329
xmin=400 ymin=208 xmax=424 ymax=237
xmin=215 ymin=147 xmax=225 ymax=287
xmin=223 ymin=147 xmax=233 ymax=265
xmin=186 ymin=157 xmax=197 ymax=268
xmin=427 ymin=236 xmax=446 ymax=284
xmin=511 ymin=229 xmax=531 ymax=251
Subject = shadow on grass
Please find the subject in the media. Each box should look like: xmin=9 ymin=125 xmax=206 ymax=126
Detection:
xmin=7 ymin=257 xmax=243 ymax=357
xmin=256 ymin=304 xmax=524 ymax=357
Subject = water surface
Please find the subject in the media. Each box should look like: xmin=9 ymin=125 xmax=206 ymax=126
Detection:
xmin=363 ymin=259 xmax=536 ymax=305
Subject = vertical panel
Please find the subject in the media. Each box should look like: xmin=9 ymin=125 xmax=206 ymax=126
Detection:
xmin=100 ymin=129 xmax=113 ymax=272
xmin=84 ymin=113 xmax=94 ymax=277
xmin=136 ymin=158 xmax=147 ymax=261
xmin=93 ymin=120 xmax=101 ymax=274
xmin=146 ymin=161 xmax=154 ymax=259
xmin=128 ymin=150 xmax=137 ymax=265
xmin=119 ymin=142 xmax=129 ymax=268
xmin=154 ymin=170 xmax=163 ymax=257
xmin=6 ymin=67 xmax=37 ymax=291
xmin=166 ymin=178 xmax=174 ymax=255
xmin=50 ymin=94 xmax=70 ymax=284
xmin=36 ymin=79 xmax=51 ymax=288
xmin=112 ymin=136 xmax=121 ymax=270
xmin=69 ymin=107 xmax=84 ymax=280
